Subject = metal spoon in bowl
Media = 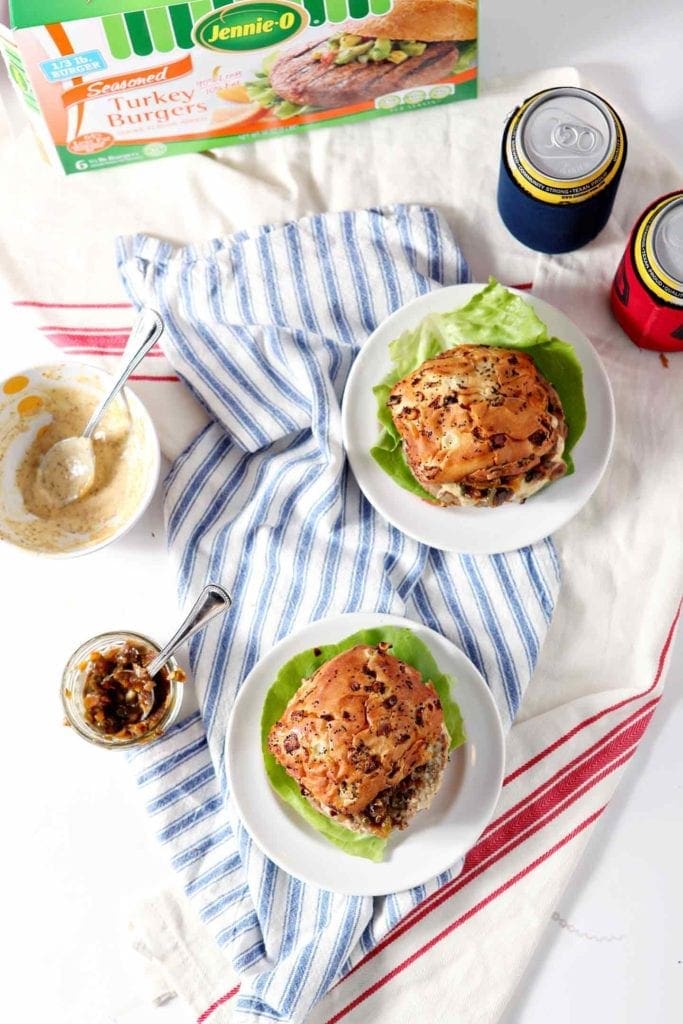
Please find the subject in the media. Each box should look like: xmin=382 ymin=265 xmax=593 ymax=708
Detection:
xmin=136 ymin=584 xmax=232 ymax=720
xmin=37 ymin=308 xmax=163 ymax=507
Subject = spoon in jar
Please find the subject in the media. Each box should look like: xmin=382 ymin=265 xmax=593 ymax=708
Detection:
xmin=135 ymin=584 xmax=232 ymax=720
xmin=37 ymin=308 xmax=163 ymax=507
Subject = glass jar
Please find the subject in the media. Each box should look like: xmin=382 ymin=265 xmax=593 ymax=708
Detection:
xmin=61 ymin=630 xmax=185 ymax=749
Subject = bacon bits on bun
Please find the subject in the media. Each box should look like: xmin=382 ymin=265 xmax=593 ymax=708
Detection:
xmin=268 ymin=643 xmax=449 ymax=838
xmin=388 ymin=344 xmax=568 ymax=507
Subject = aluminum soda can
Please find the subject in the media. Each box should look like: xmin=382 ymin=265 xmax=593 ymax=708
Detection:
xmin=611 ymin=190 xmax=683 ymax=352
xmin=497 ymin=86 xmax=627 ymax=253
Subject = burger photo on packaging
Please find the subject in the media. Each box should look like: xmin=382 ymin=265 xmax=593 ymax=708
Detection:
xmin=262 ymin=626 xmax=466 ymax=861
xmin=246 ymin=0 xmax=478 ymax=119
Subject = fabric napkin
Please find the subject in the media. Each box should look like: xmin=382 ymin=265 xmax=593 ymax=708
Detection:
xmin=116 ymin=204 xmax=559 ymax=1023
xmin=0 ymin=63 xmax=680 ymax=1024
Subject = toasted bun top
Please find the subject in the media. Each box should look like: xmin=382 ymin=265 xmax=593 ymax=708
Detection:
xmin=268 ymin=643 xmax=445 ymax=817
xmin=349 ymin=0 xmax=477 ymax=42
xmin=389 ymin=345 xmax=567 ymax=487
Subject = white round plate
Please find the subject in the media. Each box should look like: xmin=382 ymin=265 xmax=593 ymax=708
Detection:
xmin=225 ymin=612 xmax=505 ymax=896
xmin=341 ymin=284 xmax=615 ymax=554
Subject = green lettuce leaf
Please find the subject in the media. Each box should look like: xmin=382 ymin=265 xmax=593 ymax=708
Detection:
xmin=371 ymin=279 xmax=587 ymax=496
xmin=261 ymin=625 xmax=466 ymax=862
xmin=452 ymin=40 xmax=478 ymax=75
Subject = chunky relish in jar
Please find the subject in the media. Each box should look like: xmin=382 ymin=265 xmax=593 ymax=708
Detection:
xmin=62 ymin=631 xmax=185 ymax=748
xmin=81 ymin=641 xmax=180 ymax=740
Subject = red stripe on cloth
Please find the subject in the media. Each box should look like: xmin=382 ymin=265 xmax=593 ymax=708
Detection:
xmin=352 ymin=703 xmax=657 ymax=953
xmin=338 ymin=715 xmax=649 ymax=984
xmin=193 ymin=734 xmax=632 ymax=1024
xmin=324 ymin=807 xmax=605 ymax=1024
xmin=191 ymin=779 xmax=612 ymax=1024
xmin=59 ymin=347 xmax=164 ymax=357
xmin=504 ymin=604 xmax=680 ymax=785
xmin=471 ymin=718 xmax=650 ymax=862
xmin=45 ymin=332 xmax=140 ymax=349
xmin=130 ymin=374 xmax=179 ymax=382
xmin=40 ymin=325 xmax=134 ymax=334
xmin=13 ymin=300 xmax=132 ymax=309
xmin=197 ymin=984 xmax=240 ymax=1022
xmin=489 ymin=700 xmax=659 ymax=834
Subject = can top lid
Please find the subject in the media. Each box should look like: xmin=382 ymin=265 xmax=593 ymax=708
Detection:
xmin=653 ymin=198 xmax=683 ymax=285
xmin=519 ymin=88 xmax=616 ymax=182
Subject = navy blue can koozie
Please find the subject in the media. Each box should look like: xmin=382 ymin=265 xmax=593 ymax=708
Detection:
xmin=497 ymin=87 xmax=627 ymax=254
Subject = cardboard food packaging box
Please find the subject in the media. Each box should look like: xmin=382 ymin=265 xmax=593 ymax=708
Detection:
xmin=0 ymin=0 xmax=477 ymax=174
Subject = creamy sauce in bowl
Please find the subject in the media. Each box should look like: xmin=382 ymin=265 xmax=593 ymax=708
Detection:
xmin=0 ymin=366 xmax=158 ymax=555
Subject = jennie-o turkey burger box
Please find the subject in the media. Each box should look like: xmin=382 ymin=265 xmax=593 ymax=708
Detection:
xmin=0 ymin=0 xmax=477 ymax=174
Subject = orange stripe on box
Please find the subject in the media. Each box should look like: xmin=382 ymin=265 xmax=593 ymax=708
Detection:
xmin=45 ymin=22 xmax=85 ymax=135
xmin=62 ymin=54 xmax=193 ymax=108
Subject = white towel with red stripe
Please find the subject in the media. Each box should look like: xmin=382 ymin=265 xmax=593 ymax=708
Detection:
xmin=0 ymin=65 xmax=681 ymax=1024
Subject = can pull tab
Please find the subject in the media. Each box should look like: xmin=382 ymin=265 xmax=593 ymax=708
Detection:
xmin=551 ymin=120 xmax=600 ymax=154
xmin=527 ymin=105 xmax=605 ymax=162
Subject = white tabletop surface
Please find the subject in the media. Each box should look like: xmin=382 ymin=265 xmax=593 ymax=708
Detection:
xmin=0 ymin=2 xmax=681 ymax=1023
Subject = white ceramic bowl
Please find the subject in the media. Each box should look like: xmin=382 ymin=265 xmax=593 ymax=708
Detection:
xmin=0 ymin=362 xmax=160 ymax=557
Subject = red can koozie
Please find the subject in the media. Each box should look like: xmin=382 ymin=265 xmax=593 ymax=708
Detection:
xmin=611 ymin=190 xmax=683 ymax=352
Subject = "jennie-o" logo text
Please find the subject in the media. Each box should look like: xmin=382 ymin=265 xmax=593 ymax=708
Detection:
xmin=193 ymin=1 xmax=309 ymax=53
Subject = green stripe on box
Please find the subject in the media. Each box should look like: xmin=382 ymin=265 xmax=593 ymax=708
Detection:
xmin=190 ymin=0 xmax=213 ymax=20
xmin=302 ymin=0 xmax=325 ymax=25
xmin=146 ymin=7 xmax=175 ymax=51
xmin=349 ymin=0 xmax=369 ymax=17
xmin=325 ymin=0 xmax=349 ymax=24
xmin=168 ymin=3 xmax=195 ymax=48
xmin=102 ymin=14 xmax=132 ymax=59
xmin=125 ymin=10 xmax=154 ymax=55
xmin=369 ymin=0 xmax=391 ymax=13
xmin=2 ymin=43 xmax=40 ymax=112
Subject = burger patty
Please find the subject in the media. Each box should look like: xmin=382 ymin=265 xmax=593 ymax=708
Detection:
xmin=422 ymin=433 xmax=568 ymax=508
xmin=309 ymin=730 xmax=449 ymax=838
xmin=361 ymin=732 xmax=449 ymax=834
xmin=270 ymin=39 xmax=459 ymax=108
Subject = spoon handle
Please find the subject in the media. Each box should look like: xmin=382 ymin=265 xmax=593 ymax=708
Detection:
xmin=83 ymin=308 xmax=164 ymax=438
xmin=146 ymin=584 xmax=231 ymax=678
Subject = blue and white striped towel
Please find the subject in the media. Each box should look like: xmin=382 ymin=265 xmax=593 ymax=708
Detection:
xmin=116 ymin=205 xmax=560 ymax=1024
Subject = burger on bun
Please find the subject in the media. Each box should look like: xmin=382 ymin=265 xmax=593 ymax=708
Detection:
xmin=267 ymin=642 xmax=450 ymax=838
xmin=388 ymin=344 xmax=568 ymax=508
